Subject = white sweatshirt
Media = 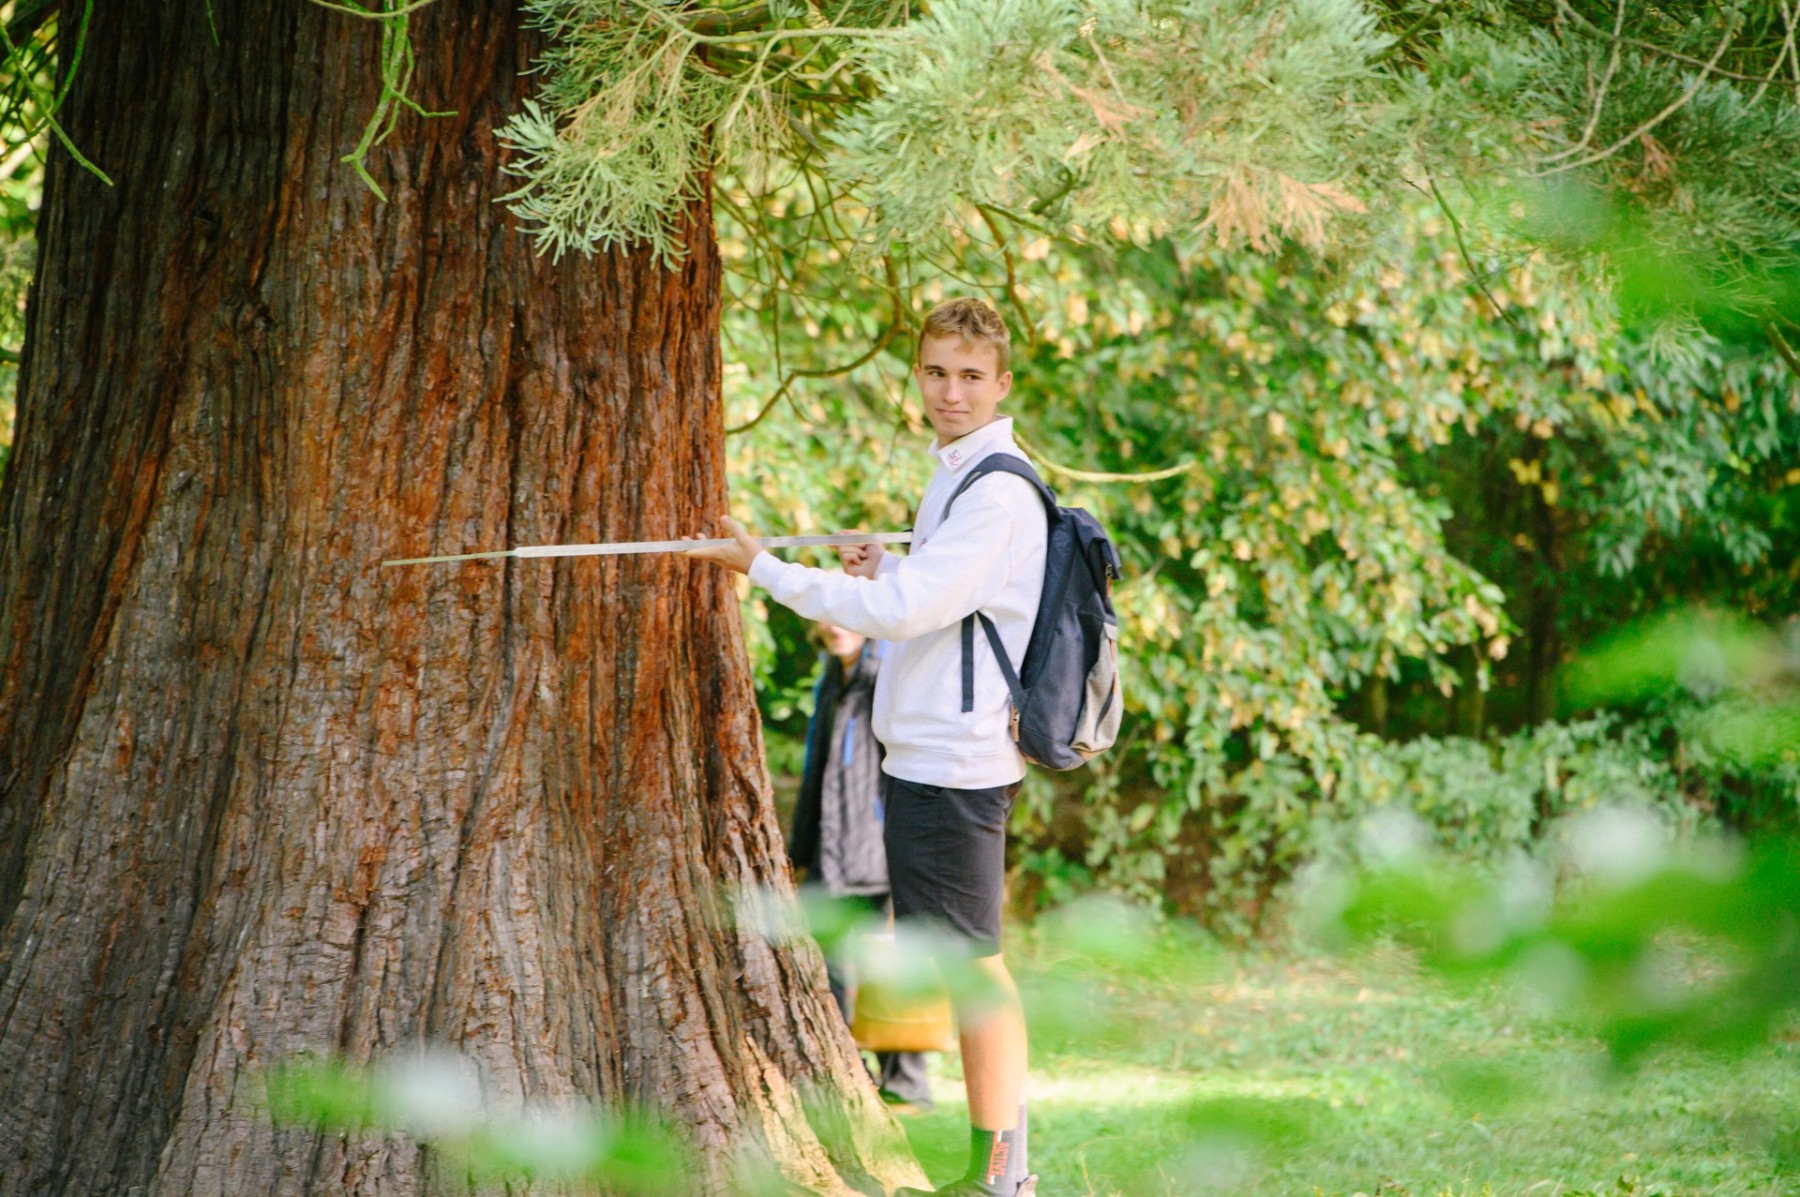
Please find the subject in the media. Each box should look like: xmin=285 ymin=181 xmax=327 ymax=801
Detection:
xmin=748 ymin=418 xmax=1047 ymax=787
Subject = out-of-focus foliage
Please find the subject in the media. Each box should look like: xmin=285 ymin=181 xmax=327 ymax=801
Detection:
xmin=1398 ymin=1 xmax=1800 ymax=342
xmin=267 ymin=1052 xmax=691 ymax=1194
xmin=1565 ymin=611 xmax=1800 ymax=829
xmin=275 ymin=885 xmax=1800 ymax=1192
xmin=1319 ymin=825 xmax=1800 ymax=1065
xmin=0 ymin=0 xmax=58 ymax=479
xmin=1310 ymin=613 xmax=1800 ymax=1065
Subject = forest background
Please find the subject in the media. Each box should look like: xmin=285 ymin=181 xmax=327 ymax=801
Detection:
xmin=2 ymin=0 xmax=1797 ymax=939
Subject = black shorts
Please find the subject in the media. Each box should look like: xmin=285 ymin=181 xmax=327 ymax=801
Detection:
xmin=881 ymin=773 xmax=1021 ymax=958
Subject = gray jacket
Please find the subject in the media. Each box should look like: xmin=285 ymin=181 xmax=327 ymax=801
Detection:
xmin=789 ymin=642 xmax=888 ymax=896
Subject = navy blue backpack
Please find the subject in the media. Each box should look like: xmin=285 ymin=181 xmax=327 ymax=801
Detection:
xmin=945 ymin=454 xmax=1123 ymax=771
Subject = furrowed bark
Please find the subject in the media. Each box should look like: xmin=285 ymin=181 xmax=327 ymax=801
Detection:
xmin=0 ymin=2 xmax=918 ymax=1193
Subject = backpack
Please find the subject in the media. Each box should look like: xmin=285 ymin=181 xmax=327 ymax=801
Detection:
xmin=944 ymin=454 xmax=1123 ymax=770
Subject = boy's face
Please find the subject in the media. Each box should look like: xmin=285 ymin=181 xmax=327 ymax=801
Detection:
xmin=913 ymin=334 xmax=1012 ymax=443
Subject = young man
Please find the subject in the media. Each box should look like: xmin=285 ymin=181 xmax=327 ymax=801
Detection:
xmin=688 ymin=297 xmax=1043 ymax=1197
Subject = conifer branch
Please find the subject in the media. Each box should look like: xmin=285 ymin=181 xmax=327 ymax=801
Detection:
xmin=1027 ymin=167 xmax=1080 ymax=218
xmin=334 ymin=0 xmax=454 ymax=201
xmin=1749 ymin=2 xmax=1799 ymax=106
xmin=1541 ymin=0 xmax=1625 ymax=164
xmin=1787 ymin=1 xmax=1800 ymax=103
xmin=1552 ymin=3 xmax=1768 ymax=85
xmin=974 ymin=204 xmax=1039 ymax=348
xmin=630 ymin=1 xmax=903 ymax=48
xmin=1377 ymin=0 xmax=1444 ymax=62
xmin=1534 ymin=11 xmax=1743 ymax=177
xmin=687 ymin=2 xmax=773 ymax=38
xmin=714 ymin=186 xmax=794 ymax=286
xmin=0 ymin=0 xmax=108 ymax=185
xmin=727 ymin=305 xmax=904 ymax=435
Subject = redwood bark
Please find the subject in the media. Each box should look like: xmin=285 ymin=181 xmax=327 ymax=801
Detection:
xmin=0 ymin=3 xmax=917 ymax=1194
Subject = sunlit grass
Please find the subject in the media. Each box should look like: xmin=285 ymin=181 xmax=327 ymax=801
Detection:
xmin=893 ymin=933 xmax=1800 ymax=1197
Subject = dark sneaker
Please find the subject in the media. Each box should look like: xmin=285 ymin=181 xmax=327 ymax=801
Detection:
xmin=894 ymin=1175 xmax=1038 ymax=1197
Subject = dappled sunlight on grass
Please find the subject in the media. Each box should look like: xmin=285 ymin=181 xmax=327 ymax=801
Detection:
xmin=890 ymin=936 xmax=1800 ymax=1196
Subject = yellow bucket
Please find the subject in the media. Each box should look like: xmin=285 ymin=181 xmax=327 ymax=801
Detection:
xmin=850 ymin=933 xmax=957 ymax=1054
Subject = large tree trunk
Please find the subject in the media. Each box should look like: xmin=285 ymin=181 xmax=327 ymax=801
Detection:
xmin=0 ymin=3 xmax=917 ymax=1194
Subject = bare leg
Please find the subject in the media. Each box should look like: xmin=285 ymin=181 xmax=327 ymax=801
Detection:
xmin=958 ymin=953 xmax=1026 ymax=1129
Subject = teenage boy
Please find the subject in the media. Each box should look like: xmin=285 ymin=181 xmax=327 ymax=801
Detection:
xmin=687 ymin=297 xmax=1043 ymax=1197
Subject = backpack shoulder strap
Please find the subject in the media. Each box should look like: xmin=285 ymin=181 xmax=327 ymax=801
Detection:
xmin=945 ymin=452 xmax=1057 ymax=520
xmin=946 ymin=452 xmax=1054 ymax=715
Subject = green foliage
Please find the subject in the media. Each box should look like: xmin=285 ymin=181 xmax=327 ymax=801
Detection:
xmin=269 ymin=891 xmax=1800 ymax=1193
xmin=267 ymin=1052 xmax=690 ymax=1193
xmin=713 ymin=0 xmax=1800 ymax=914
xmin=1320 ymin=830 xmax=1800 ymax=1066
xmin=827 ymin=0 xmax=1388 ymax=251
xmin=321 ymin=0 xmax=456 ymax=201
xmin=497 ymin=0 xmax=789 ymax=262
xmin=0 ymin=0 xmax=57 ymax=476
xmin=481 ymin=0 xmax=1394 ymax=263
xmin=1397 ymin=2 xmax=1800 ymax=346
xmin=1314 ymin=617 xmax=1800 ymax=1070
xmin=1563 ymin=612 xmax=1782 ymax=713
xmin=1564 ymin=339 xmax=1800 ymax=585
xmin=1327 ymin=717 xmax=1698 ymax=862
xmin=1564 ymin=611 xmax=1800 ymax=831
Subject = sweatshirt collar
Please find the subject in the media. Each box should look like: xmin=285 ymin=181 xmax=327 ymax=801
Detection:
xmin=930 ymin=416 xmax=1016 ymax=473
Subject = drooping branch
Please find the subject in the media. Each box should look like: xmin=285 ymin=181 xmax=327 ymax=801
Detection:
xmin=1411 ymin=176 xmax=1524 ymax=334
xmin=686 ymin=1 xmax=773 ymax=38
xmin=1013 ymin=432 xmax=1202 ymax=485
xmin=974 ymin=204 xmax=1040 ymax=349
xmin=0 ymin=0 xmax=109 ymax=184
xmin=1377 ymin=0 xmax=1446 ymax=63
xmin=1540 ymin=0 xmax=1626 ymax=165
xmin=1764 ymin=320 xmax=1800 ymax=385
xmin=727 ymin=265 xmax=906 ymax=436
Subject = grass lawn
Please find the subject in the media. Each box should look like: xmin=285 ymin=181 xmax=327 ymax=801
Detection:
xmin=887 ymin=923 xmax=1800 ymax=1197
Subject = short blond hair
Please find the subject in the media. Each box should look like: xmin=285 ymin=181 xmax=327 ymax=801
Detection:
xmin=918 ymin=297 xmax=1011 ymax=375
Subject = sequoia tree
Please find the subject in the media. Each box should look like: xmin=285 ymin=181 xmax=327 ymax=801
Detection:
xmin=0 ymin=1 xmax=917 ymax=1193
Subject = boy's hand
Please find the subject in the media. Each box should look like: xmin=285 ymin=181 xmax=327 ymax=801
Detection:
xmin=837 ymin=532 xmax=885 ymax=580
xmin=683 ymin=516 xmax=763 ymax=575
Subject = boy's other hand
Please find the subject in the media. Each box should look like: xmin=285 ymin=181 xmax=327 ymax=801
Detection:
xmin=683 ymin=516 xmax=763 ymax=575
xmin=837 ymin=531 xmax=885 ymax=579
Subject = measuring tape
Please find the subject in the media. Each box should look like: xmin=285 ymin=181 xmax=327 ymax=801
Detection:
xmin=381 ymin=531 xmax=914 ymax=568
